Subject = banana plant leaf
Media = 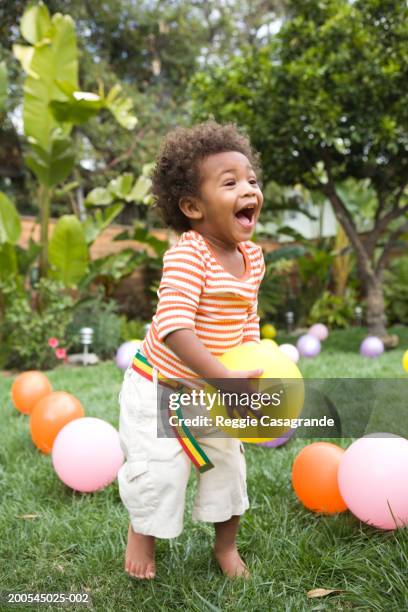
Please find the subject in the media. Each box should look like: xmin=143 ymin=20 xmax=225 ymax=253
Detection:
xmin=0 ymin=243 xmax=18 ymax=281
xmin=82 ymin=203 xmax=124 ymax=245
xmin=25 ymin=129 xmax=75 ymax=187
xmin=0 ymin=192 xmax=21 ymax=244
xmin=48 ymin=215 xmax=88 ymax=286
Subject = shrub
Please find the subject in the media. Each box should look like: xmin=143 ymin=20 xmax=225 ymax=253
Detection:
xmin=66 ymin=294 xmax=122 ymax=359
xmin=308 ymin=289 xmax=357 ymax=329
xmin=0 ymin=279 xmax=74 ymax=370
xmin=258 ymin=259 xmax=296 ymax=322
xmin=119 ymin=317 xmax=148 ymax=342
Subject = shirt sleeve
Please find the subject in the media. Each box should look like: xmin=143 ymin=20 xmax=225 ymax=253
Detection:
xmin=155 ymin=244 xmax=206 ymax=341
xmin=242 ymin=300 xmax=261 ymax=343
xmin=242 ymin=247 xmax=265 ymax=343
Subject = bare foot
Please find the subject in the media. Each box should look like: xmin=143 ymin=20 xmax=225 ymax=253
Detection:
xmin=214 ymin=546 xmax=250 ymax=579
xmin=125 ymin=524 xmax=156 ymax=579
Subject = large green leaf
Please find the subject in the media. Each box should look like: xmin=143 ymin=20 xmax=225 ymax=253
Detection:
xmin=11 ymin=45 xmax=35 ymax=77
xmin=15 ymin=240 xmax=41 ymax=276
xmin=0 ymin=62 xmax=7 ymax=112
xmin=49 ymin=83 xmax=137 ymax=131
xmin=48 ymin=215 xmax=88 ymax=286
xmin=79 ymin=249 xmax=145 ymax=290
xmin=18 ymin=12 xmax=78 ymax=152
xmin=25 ymin=129 xmax=75 ymax=187
xmin=85 ymin=187 xmax=113 ymax=207
xmin=132 ymin=224 xmax=169 ymax=257
xmin=20 ymin=2 xmax=52 ymax=45
xmin=128 ymin=175 xmax=152 ymax=203
xmin=0 ymin=192 xmax=21 ymax=244
xmin=50 ymin=91 xmax=103 ymax=124
xmin=0 ymin=243 xmax=18 ymax=281
xmin=105 ymin=84 xmax=137 ymax=130
xmin=82 ymin=203 xmax=123 ymax=244
xmin=108 ymin=173 xmax=134 ymax=199
xmin=84 ymin=172 xmax=151 ymax=208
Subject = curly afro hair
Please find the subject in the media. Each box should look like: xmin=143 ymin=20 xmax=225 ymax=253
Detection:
xmin=152 ymin=121 xmax=261 ymax=233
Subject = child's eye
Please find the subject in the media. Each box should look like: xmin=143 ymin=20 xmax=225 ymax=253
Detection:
xmin=223 ymin=181 xmax=236 ymax=186
xmin=249 ymin=178 xmax=258 ymax=185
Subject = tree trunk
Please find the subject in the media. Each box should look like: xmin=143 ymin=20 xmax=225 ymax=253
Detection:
xmin=323 ymin=184 xmax=399 ymax=348
xmin=365 ymin=276 xmax=387 ymax=337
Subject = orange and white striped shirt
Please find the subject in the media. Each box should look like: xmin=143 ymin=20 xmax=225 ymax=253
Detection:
xmin=141 ymin=230 xmax=265 ymax=379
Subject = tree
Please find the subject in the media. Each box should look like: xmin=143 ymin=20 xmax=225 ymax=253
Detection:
xmin=1 ymin=0 xmax=287 ymax=216
xmin=12 ymin=2 xmax=137 ymax=277
xmin=191 ymin=0 xmax=408 ymax=343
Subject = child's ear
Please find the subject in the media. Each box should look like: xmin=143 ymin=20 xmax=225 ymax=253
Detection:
xmin=179 ymin=196 xmax=203 ymax=221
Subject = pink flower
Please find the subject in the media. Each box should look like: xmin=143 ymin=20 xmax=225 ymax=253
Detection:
xmin=48 ymin=337 xmax=59 ymax=348
xmin=55 ymin=348 xmax=67 ymax=360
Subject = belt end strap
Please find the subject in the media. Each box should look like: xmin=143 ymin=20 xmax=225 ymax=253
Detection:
xmin=132 ymin=349 xmax=214 ymax=472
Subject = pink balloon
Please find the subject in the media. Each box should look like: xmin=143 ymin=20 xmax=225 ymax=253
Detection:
xmin=360 ymin=336 xmax=384 ymax=358
xmin=296 ymin=334 xmax=321 ymax=358
xmin=308 ymin=323 xmax=329 ymax=341
xmin=338 ymin=434 xmax=408 ymax=530
xmin=115 ymin=340 xmax=141 ymax=370
xmin=278 ymin=343 xmax=300 ymax=363
xmin=52 ymin=417 xmax=124 ymax=493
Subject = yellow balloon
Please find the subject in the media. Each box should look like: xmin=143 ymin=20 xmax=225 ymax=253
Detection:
xmin=260 ymin=338 xmax=278 ymax=349
xmin=206 ymin=341 xmax=304 ymax=444
xmin=403 ymin=350 xmax=408 ymax=373
xmin=261 ymin=323 xmax=277 ymax=339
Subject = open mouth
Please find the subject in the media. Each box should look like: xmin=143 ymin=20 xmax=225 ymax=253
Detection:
xmin=235 ymin=204 xmax=256 ymax=228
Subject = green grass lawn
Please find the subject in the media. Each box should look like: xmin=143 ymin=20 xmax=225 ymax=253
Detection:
xmin=1 ymin=327 xmax=407 ymax=611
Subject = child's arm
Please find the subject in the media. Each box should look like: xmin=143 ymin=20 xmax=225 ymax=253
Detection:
xmin=165 ymin=329 xmax=263 ymax=420
xmin=165 ymin=329 xmax=262 ymax=380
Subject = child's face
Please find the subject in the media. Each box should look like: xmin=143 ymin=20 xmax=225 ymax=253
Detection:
xmin=182 ymin=151 xmax=263 ymax=247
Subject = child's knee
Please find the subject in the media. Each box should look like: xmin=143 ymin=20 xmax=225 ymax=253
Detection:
xmin=119 ymin=452 xmax=191 ymax=538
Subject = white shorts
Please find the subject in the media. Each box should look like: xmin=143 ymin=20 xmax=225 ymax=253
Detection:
xmin=117 ymin=366 xmax=249 ymax=538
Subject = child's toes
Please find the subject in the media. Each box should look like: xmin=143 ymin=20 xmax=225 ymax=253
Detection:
xmin=125 ymin=561 xmax=135 ymax=576
xmin=125 ymin=558 xmax=155 ymax=579
xmin=145 ymin=564 xmax=155 ymax=579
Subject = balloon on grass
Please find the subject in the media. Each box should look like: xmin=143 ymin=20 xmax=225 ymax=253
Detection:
xmin=260 ymin=338 xmax=278 ymax=349
xmin=259 ymin=427 xmax=295 ymax=448
xmin=308 ymin=323 xmax=329 ymax=341
xmin=30 ymin=391 xmax=84 ymax=453
xmin=338 ymin=434 xmax=408 ymax=530
xmin=402 ymin=350 xmax=408 ymax=373
xmin=292 ymin=442 xmax=347 ymax=514
xmin=207 ymin=341 xmax=304 ymax=444
xmin=52 ymin=417 xmax=124 ymax=493
xmin=11 ymin=371 xmax=52 ymax=415
xmin=278 ymin=343 xmax=299 ymax=364
xmin=115 ymin=340 xmax=141 ymax=370
xmin=360 ymin=336 xmax=384 ymax=358
xmin=297 ymin=334 xmax=321 ymax=358
xmin=261 ymin=323 xmax=277 ymax=339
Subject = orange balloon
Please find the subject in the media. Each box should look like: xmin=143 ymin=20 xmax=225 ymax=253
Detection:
xmin=11 ymin=371 xmax=53 ymax=415
xmin=292 ymin=442 xmax=348 ymax=514
xmin=30 ymin=392 xmax=84 ymax=454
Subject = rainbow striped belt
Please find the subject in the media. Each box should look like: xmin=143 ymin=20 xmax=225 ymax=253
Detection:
xmin=132 ymin=349 xmax=214 ymax=473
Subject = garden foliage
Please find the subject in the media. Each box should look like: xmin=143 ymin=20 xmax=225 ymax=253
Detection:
xmin=0 ymin=278 xmax=73 ymax=370
xmin=191 ymin=0 xmax=408 ymax=337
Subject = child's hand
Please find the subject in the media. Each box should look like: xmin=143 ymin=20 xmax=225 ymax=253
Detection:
xmin=216 ymin=368 xmax=264 ymax=419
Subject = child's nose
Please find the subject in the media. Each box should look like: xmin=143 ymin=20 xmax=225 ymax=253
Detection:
xmin=241 ymin=181 xmax=257 ymax=196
